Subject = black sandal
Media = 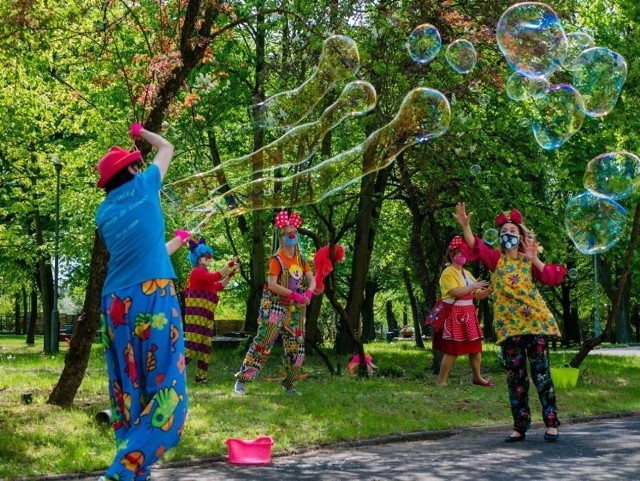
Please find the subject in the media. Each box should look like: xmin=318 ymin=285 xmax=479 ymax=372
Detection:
xmin=504 ymin=432 xmax=526 ymax=443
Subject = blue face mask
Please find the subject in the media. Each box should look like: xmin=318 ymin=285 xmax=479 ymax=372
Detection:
xmin=500 ymin=233 xmax=520 ymax=250
xmin=283 ymin=235 xmax=298 ymax=247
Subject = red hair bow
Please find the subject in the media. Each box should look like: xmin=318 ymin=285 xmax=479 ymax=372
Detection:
xmin=495 ymin=209 xmax=523 ymax=227
xmin=275 ymin=210 xmax=302 ymax=229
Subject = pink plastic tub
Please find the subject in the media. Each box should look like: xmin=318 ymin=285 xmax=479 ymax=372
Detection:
xmin=226 ymin=436 xmax=274 ymax=465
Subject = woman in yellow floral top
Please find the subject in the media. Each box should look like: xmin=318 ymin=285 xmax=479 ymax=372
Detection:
xmin=454 ymin=202 xmax=567 ymax=443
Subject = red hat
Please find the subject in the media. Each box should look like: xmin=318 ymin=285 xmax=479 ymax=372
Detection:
xmin=96 ymin=147 xmax=142 ymax=188
xmin=448 ymin=236 xmax=463 ymax=251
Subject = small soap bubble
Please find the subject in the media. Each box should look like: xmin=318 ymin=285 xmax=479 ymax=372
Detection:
xmin=483 ymin=228 xmax=499 ymax=246
xmin=445 ymin=39 xmax=477 ymax=74
xmin=407 ymin=24 xmax=442 ymax=64
xmin=470 ymin=164 xmax=482 ymax=176
xmin=567 ymin=268 xmax=578 ymax=280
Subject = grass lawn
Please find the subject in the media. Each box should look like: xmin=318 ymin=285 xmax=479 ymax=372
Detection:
xmin=1 ymin=335 xmax=639 ymax=479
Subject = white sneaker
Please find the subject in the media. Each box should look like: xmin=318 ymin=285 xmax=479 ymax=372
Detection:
xmin=233 ymin=379 xmax=246 ymax=395
xmin=284 ymin=387 xmax=301 ymax=395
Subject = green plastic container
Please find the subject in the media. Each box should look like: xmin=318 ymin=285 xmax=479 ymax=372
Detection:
xmin=550 ymin=364 xmax=580 ymax=389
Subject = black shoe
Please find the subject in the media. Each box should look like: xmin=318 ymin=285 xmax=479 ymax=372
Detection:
xmin=544 ymin=429 xmax=559 ymax=442
xmin=505 ymin=432 xmax=526 ymax=443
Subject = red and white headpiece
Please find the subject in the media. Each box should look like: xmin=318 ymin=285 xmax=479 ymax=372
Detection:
xmin=495 ymin=209 xmax=523 ymax=227
xmin=447 ymin=236 xmax=463 ymax=251
xmin=275 ymin=210 xmax=302 ymax=229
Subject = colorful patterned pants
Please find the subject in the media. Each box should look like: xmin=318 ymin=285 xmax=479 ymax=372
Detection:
xmin=501 ymin=335 xmax=559 ymax=434
xmin=101 ymin=279 xmax=188 ymax=481
xmin=236 ymin=293 xmax=305 ymax=389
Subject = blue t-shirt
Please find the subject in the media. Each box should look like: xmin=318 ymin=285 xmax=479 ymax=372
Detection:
xmin=96 ymin=164 xmax=176 ymax=294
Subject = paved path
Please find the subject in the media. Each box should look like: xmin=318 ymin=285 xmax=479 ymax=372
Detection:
xmin=57 ymin=414 xmax=640 ymax=481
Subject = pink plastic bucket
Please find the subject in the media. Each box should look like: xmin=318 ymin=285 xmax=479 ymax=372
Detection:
xmin=226 ymin=436 xmax=274 ymax=465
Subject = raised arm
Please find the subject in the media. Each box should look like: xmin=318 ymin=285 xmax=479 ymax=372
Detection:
xmin=453 ymin=202 xmax=476 ymax=249
xmin=130 ymin=123 xmax=175 ymax=181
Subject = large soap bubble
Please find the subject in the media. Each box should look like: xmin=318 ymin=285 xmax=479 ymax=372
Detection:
xmin=561 ymin=31 xmax=595 ymax=71
xmin=531 ymin=84 xmax=585 ymax=150
xmin=256 ymin=35 xmax=360 ymax=130
xmin=571 ymin=47 xmax=627 ymax=118
xmin=496 ymin=2 xmax=568 ymax=78
xmin=208 ymin=87 xmax=451 ymax=216
xmin=407 ymin=24 xmax=442 ymax=64
xmin=445 ymin=39 xmax=477 ymax=74
xmin=167 ymin=80 xmax=377 ymax=209
xmin=564 ymin=192 xmax=627 ymax=255
xmin=583 ymin=151 xmax=640 ymax=200
xmin=505 ymin=72 xmax=549 ymax=101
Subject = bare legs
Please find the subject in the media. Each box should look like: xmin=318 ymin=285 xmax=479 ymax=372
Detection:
xmin=437 ymin=352 xmax=489 ymax=386
xmin=469 ymin=352 xmax=490 ymax=384
xmin=436 ymin=354 xmax=457 ymax=386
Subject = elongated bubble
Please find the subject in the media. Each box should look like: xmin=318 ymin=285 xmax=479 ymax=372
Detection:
xmin=496 ymin=2 xmax=567 ymax=78
xmin=564 ymin=192 xmax=627 ymax=255
xmin=583 ymin=151 xmax=640 ymax=200
xmin=255 ymin=35 xmax=360 ymax=130
xmin=194 ymin=87 xmax=450 ymax=219
xmin=166 ymin=81 xmax=377 ymax=210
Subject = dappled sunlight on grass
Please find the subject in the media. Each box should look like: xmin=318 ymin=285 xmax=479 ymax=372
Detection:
xmin=1 ymin=335 xmax=639 ymax=478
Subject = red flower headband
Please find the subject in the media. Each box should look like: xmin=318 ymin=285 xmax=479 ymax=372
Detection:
xmin=495 ymin=209 xmax=523 ymax=227
xmin=448 ymin=236 xmax=463 ymax=251
xmin=275 ymin=210 xmax=302 ymax=229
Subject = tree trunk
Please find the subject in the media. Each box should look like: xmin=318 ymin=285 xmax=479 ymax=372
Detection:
xmin=48 ymin=233 xmax=108 ymax=407
xmin=361 ymin=278 xmax=378 ymax=342
xmin=304 ymin=295 xmax=323 ymax=346
xmin=26 ymin=288 xmax=37 ymax=345
xmin=403 ymin=268 xmax=425 ymax=348
xmin=337 ymin=146 xmax=389 ymax=354
xmin=571 ymin=199 xmax=640 ymax=367
xmin=614 ymin=281 xmax=632 ymax=343
xmin=243 ymin=4 xmax=267 ymax=333
xmin=34 ymin=208 xmax=53 ymax=353
xmin=385 ymin=300 xmax=398 ymax=333
xmin=22 ymin=286 xmax=28 ymax=336
xmin=561 ymin=276 xmax=580 ymax=345
xmin=14 ymin=293 xmax=20 ymax=335
xmin=49 ymin=0 xmax=228 ymax=405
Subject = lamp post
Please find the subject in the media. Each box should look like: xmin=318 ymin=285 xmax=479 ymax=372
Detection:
xmin=50 ymin=154 xmax=62 ymax=354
